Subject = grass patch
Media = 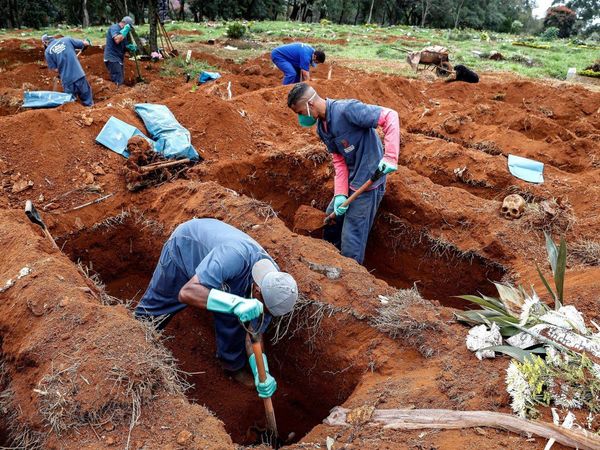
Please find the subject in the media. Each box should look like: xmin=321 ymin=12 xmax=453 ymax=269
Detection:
xmin=160 ymin=55 xmax=217 ymax=79
xmin=570 ymin=240 xmax=600 ymax=266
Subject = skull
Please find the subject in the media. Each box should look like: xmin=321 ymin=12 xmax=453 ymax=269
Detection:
xmin=501 ymin=194 xmax=525 ymax=220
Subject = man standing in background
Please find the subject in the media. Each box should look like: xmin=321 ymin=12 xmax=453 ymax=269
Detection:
xmin=104 ymin=16 xmax=137 ymax=85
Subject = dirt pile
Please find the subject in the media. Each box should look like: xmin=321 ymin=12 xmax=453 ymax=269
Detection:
xmin=0 ymin=40 xmax=599 ymax=449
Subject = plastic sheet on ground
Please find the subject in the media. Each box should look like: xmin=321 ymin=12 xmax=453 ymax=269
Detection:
xmin=134 ymin=103 xmax=199 ymax=160
xmin=23 ymin=91 xmax=75 ymax=108
xmin=508 ymin=154 xmax=544 ymax=183
xmin=198 ymin=71 xmax=221 ymax=83
xmin=95 ymin=116 xmax=153 ymax=158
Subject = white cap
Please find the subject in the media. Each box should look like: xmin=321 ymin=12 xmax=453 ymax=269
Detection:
xmin=252 ymin=259 xmax=298 ymax=316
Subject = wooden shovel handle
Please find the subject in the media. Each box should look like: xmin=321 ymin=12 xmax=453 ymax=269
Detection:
xmin=324 ymin=167 xmax=386 ymax=225
xmin=251 ymin=340 xmax=278 ymax=439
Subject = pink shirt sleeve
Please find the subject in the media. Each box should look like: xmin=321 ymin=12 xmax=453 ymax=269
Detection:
xmin=377 ymin=107 xmax=401 ymax=165
xmin=332 ymin=153 xmax=349 ymax=196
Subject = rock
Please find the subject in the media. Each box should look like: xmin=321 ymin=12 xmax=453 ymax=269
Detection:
xmin=38 ymin=194 xmax=44 ymax=202
xmin=74 ymin=217 xmax=85 ymax=230
xmin=83 ymin=172 xmax=95 ymax=184
xmin=91 ymin=164 xmax=105 ymax=176
xmin=104 ymin=422 xmax=115 ymax=431
xmin=105 ymin=436 xmax=115 ymax=445
xmin=12 ymin=179 xmax=33 ymax=193
xmin=176 ymin=430 xmax=192 ymax=445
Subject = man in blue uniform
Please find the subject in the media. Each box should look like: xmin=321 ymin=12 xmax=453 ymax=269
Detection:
xmin=104 ymin=16 xmax=137 ymax=85
xmin=42 ymin=35 xmax=93 ymax=106
xmin=135 ymin=218 xmax=298 ymax=398
xmin=287 ymin=83 xmax=401 ymax=264
xmin=271 ymin=43 xmax=325 ymax=85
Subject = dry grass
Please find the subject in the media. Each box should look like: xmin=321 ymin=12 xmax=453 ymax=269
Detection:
xmin=1 ymin=361 xmax=44 ymax=450
xmin=522 ymin=198 xmax=576 ymax=234
xmin=270 ymin=295 xmax=356 ymax=351
xmin=370 ymin=287 xmax=441 ymax=358
xmin=570 ymin=240 xmax=600 ymax=266
xmin=76 ymin=262 xmax=128 ymax=307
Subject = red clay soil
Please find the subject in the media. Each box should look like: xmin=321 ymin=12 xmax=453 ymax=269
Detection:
xmin=1 ymin=40 xmax=599 ymax=450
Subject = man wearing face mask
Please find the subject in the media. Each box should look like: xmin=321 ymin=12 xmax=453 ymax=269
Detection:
xmin=287 ymin=83 xmax=401 ymax=264
xmin=271 ymin=43 xmax=326 ymax=85
xmin=135 ymin=218 xmax=299 ymax=398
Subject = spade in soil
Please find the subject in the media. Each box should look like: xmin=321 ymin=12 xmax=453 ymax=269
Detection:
xmin=293 ymin=166 xmax=385 ymax=234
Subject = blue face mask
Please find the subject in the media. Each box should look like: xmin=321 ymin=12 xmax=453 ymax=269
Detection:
xmin=298 ymin=93 xmax=317 ymax=127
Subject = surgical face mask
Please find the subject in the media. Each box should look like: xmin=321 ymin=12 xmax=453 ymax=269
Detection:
xmin=298 ymin=92 xmax=317 ymax=127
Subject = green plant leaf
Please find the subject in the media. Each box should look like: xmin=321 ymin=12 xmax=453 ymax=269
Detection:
xmin=554 ymin=236 xmax=567 ymax=309
xmin=493 ymin=283 xmax=525 ymax=316
xmin=536 ymin=264 xmax=557 ymax=302
xmin=482 ymin=345 xmax=546 ymax=363
xmin=544 ymin=231 xmax=558 ymax=275
xmin=456 ymin=295 xmax=507 ymax=314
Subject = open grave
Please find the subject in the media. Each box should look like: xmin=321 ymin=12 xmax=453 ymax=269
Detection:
xmin=0 ymin=38 xmax=599 ymax=449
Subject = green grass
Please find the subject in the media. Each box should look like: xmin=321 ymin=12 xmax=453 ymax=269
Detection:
xmin=2 ymin=20 xmax=598 ymax=80
xmin=160 ymin=55 xmax=217 ymax=79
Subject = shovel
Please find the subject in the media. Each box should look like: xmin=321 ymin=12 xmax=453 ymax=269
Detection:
xmin=247 ymin=324 xmax=280 ymax=449
xmin=132 ymin=51 xmax=145 ymax=83
xmin=294 ymin=165 xmax=386 ymax=233
xmin=25 ymin=200 xmax=59 ymax=250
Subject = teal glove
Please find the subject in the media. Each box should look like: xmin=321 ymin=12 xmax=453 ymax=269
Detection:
xmin=126 ymin=43 xmax=137 ymax=53
xmin=84 ymin=38 xmax=92 ymax=46
xmin=121 ymin=24 xmax=131 ymax=37
xmin=206 ymin=289 xmax=263 ymax=322
xmin=333 ymin=194 xmax=348 ymax=217
xmin=378 ymin=158 xmax=397 ymax=175
xmin=249 ymin=354 xmax=277 ymax=398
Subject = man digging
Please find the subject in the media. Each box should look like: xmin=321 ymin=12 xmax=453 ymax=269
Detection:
xmin=104 ymin=16 xmax=137 ymax=86
xmin=134 ymin=218 xmax=298 ymax=399
xmin=271 ymin=42 xmax=326 ymax=85
xmin=42 ymin=34 xmax=93 ymax=106
xmin=287 ymin=82 xmax=401 ymax=264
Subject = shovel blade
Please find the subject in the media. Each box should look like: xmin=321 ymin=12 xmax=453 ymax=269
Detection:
xmin=25 ymin=200 xmax=46 ymax=229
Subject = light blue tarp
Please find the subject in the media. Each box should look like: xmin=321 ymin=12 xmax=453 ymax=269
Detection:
xmin=508 ymin=154 xmax=544 ymax=184
xmin=198 ymin=71 xmax=221 ymax=83
xmin=134 ymin=103 xmax=199 ymax=161
xmin=23 ymin=91 xmax=75 ymax=108
xmin=95 ymin=116 xmax=153 ymax=158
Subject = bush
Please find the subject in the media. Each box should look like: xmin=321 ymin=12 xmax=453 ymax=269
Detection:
xmin=511 ymin=20 xmax=523 ymax=34
xmin=541 ymin=26 xmax=560 ymax=41
xmin=320 ymin=18 xmax=331 ymax=26
xmin=226 ymin=22 xmax=246 ymax=39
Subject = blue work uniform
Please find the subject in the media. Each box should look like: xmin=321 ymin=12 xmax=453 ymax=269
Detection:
xmin=135 ymin=218 xmax=273 ymax=371
xmin=45 ymin=37 xmax=93 ymax=106
xmin=317 ymin=99 xmax=386 ymax=264
xmin=104 ymin=23 xmax=129 ymax=85
xmin=271 ymin=43 xmax=315 ymax=85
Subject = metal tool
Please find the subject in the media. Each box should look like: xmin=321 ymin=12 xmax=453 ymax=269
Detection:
xmin=25 ymin=200 xmax=59 ymax=249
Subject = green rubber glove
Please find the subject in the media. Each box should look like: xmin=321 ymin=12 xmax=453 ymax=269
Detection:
xmin=206 ymin=289 xmax=263 ymax=322
xmin=249 ymin=354 xmax=277 ymax=398
xmin=378 ymin=158 xmax=397 ymax=175
xmin=126 ymin=43 xmax=137 ymax=53
xmin=333 ymin=194 xmax=348 ymax=216
xmin=121 ymin=24 xmax=131 ymax=37
xmin=84 ymin=38 xmax=92 ymax=46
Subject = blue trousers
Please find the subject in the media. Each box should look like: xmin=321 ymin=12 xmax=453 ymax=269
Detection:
xmin=105 ymin=60 xmax=124 ymax=85
xmin=271 ymin=53 xmax=300 ymax=85
xmin=63 ymin=76 xmax=93 ymax=106
xmin=323 ymin=184 xmax=385 ymax=264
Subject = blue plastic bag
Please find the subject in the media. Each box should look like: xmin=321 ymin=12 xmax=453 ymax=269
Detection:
xmin=23 ymin=91 xmax=75 ymax=108
xmin=198 ymin=71 xmax=221 ymax=84
xmin=508 ymin=154 xmax=544 ymax=184
xmin=95 ymin=116 xmax=153 ymax=158
xmin=134 ymin=104 xmax=199 ymax=161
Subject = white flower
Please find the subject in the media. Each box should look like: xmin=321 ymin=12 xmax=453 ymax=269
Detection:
xmin=519 ymin=291 xmax=542 ymax=325
xmin=506 ymin=361 xmax=532 ymax=418
xmin=466 ymin=323 xmax=502 ymax=360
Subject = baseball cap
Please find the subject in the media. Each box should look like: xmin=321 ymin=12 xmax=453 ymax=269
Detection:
xmin=252 ymin=259 xmax=298 ymax=316
xmin=41 ymin=34 xmax=52 ymax=44
xmin=122 ymin=16 xmax=134 ymax=26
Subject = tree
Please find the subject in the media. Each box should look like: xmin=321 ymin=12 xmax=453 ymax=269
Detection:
xmin=148 ymin=0 xmax=158 ymax=52
xmin=558 ymin=0 xmax=600 ymax=27
xmin=544 ymin=5 xmax=577 ymax=37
